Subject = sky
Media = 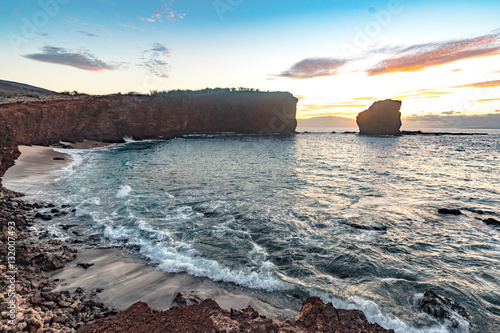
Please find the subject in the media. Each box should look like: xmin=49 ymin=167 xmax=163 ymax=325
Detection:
xmin=1 ymin=0 xmax=500 ymax=120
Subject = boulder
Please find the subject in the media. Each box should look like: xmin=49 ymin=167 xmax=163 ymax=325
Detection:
xmin=356 ymin=99 xmax=402 ymax=135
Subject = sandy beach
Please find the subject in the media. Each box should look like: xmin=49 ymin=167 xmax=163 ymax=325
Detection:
xmin=51 ymin=248 xmax=298 ymax=318
xmin=2 ymin=141 xmax=110 ymax=193
xmin=3 ymin=142 xmax=298 ymax=319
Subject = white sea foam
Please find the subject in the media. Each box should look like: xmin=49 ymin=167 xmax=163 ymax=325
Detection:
xmin=101 ymin=224 xmax=289 ymax=292
xmin=115 ymin=185 xmax=132 ymax=199
xmin=308 ymin=290 xmax=451 ymax=333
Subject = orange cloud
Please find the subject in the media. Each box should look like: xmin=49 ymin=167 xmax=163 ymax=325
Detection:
xmin=468 ymin=98 xmax=500 ymax=102
xmin=367 ymin=31 xmax=500 ymax=75
xmin=453 ymin=80 xmax=500 ymax=88
xmin=351 ymin=97 xmax=380 ymax=101
xmin=390 ymin=89 xmax=452 ymax=100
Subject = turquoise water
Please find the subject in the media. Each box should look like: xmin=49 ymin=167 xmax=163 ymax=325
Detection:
xmin=33 ymin=132 xmax=500 ymax=332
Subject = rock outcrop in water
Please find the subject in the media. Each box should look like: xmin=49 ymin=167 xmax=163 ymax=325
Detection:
xmin=419 ymin=290 xmax=470 ymax=331
xmin=0 ymin=92 xmax=297 ymax=181
xmin=356 ymin=99 xmax=402 ymax=135
xmin=77 ymin=296 xmax=394 ymax=333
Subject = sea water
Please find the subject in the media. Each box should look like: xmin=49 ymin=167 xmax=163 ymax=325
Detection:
xmin=25 ymin=131 xmax=500 ymax=332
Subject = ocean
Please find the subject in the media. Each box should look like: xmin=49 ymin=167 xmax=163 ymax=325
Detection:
xmin=24 ymin=129 xmax=500 ymax=332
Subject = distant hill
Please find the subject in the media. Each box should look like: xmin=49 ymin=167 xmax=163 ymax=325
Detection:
xmin=0 ymin=79 xmax=56 ymax=95
xmin=297 ymin=116 xmax=357 ymax=128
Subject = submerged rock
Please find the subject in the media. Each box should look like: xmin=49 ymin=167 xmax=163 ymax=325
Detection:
xmin=346 ymin=222 xmax=387 ymax=231
xmin=438 ymin=208 xmax=462 ymax=215
xmin=356 ymin=99 xmax=402 ymax=135
xmin=419 ymin=290 xmax=470 ymax=330
xmin=483 ymin=217 xmax=500 ymax=226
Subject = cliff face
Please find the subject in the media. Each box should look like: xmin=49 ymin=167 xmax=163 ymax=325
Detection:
xmin=0 ymin=122 xmax=20 ymax=187
xmin=0 ymin=92 xmax=297 ymax=180
xmin=356 ymin=99 xmax=402 ymax=135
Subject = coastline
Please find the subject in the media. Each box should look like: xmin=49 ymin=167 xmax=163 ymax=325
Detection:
xmin=3 ymin=143 xmax=298 ymax=317
xmin=0 ymin=141 xmax=395 ymax=332
xmin=2 ymin=141 xmax=111 ymax=194
xmin=51 ymin=248 xmax=298 ymax=318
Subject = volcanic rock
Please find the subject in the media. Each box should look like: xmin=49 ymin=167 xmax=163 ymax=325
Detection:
xmin=438 ymin=208 xmax=462 ymax=215
xmin=356 ymin=99 xmax=402 ymax=135
xmin=77 ymin=296 xmax=394 ymax=333
xmin=483 ymin=217 xmax=500 ymax=226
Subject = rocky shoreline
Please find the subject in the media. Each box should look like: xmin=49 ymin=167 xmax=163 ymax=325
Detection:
xmin=1 ymin=186 xmax=397 ymax=332
xmin=0 ymin=187 xmax=116 ymax=332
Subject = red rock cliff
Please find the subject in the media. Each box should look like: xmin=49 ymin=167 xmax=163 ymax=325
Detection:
xmin=0 ymin=92 xmax=297 ymax=180
xmin=0 ymin=122 xmax=20 ymax=187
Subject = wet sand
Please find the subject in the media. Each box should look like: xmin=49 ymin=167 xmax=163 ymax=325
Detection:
xmin=2 ymin=145 xmax=72 ymax=193
xmin=51 ymin=248 xmax=297 ymax=318
xmin=3 ymin=141 xmax=111 ymax=193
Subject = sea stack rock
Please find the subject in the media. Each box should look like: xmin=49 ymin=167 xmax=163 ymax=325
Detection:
xmin=356 ymin=99 xmax=402 ymax=135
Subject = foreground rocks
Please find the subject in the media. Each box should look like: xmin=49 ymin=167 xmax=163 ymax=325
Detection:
xmin=0 ymin=188 xmax=115 ymax=332
xmin=78 ymin=296 xmax=394 ymax=333
xmin=356 ymin=100 xmax=402 ymax=135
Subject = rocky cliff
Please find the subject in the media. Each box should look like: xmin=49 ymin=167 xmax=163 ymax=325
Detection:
xmin=356 ymin=99 xmax=402 ymax=135
xmin=0 ymin=122 xmax=20 ymax=187
xmin=0 ymin=92 xmax=297 ymax=180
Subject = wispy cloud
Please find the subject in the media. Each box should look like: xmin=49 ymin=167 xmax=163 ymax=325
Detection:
xmin=140 ymin=43 xmax=171 ymax=78
xmin=275 ymin=30 xmax=500 ymax=79
xmin=78 ymin=31 xmax=99 ymax=38
xmin=276 ymin=58 xmax=347 ymax=79
xmin=118 ymin=22 xmax=139 ymax=30
xmin=66 ymin=17 xmax=88 ymax=26
xmin=139 ymin=0 xmax=185 ymax=23
xmin=468 ymin=97 xmax=500 ymax=102
xmin=351 ymin=96 xmax=380 ymax=101
xmin=390 ymin=89 xmax=452 ymax=100
xmin=23 ymin=46 xmax=117 ymax=72
xmin=367 ymin=31 xmax=500 ymax=75
xmin=452 ymin=80 xmax=500 ymax=88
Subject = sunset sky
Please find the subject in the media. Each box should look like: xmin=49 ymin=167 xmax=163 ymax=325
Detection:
xmin=1 ymin=0 xmax=499 ymax=120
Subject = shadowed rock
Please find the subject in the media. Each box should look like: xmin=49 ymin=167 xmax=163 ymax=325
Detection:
xmin=356 ymin=99 xmax=402 ymax=135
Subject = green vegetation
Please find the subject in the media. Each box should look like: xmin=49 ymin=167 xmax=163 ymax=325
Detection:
xmin=59 ymin=90 xmax=87 ymax=96
xmin=149 ymin=87 xmax=267 ymax=96
xmin=0 ymin=90 xmax=42 ymax=99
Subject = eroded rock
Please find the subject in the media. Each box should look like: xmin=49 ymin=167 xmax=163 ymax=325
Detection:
xmin=356 ymin=99 xmax=402 ymax=135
